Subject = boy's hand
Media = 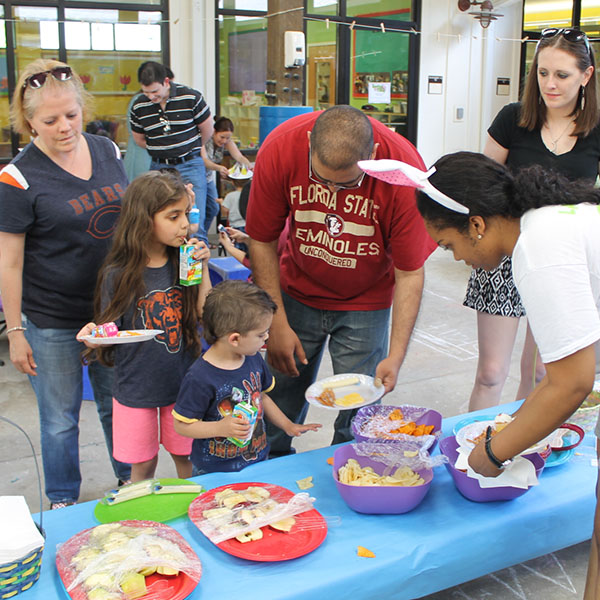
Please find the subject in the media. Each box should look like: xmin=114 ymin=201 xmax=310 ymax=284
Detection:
xmin=285 ymin=422 xmax=322 ymax=437
xmin=218 ymin=415 xmax=251 ymax=439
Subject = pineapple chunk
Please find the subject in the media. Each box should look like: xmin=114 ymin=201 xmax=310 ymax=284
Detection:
xmin=120 ymin=571 xmax=147 ymax=599
xmin=87 ymin=589 xmax=122 ymax=600
xmin=156 ymin=565 xmax=179 ymax=576
xmin=270 ymin=517 xmax=296 ymax=532
xmin=222 ymin=493 xmax=247 ymax=509
xmin=84 ymin=572 xmax=115 ymax=589
xmin=235 ymin=529 xmax=263 ymax=543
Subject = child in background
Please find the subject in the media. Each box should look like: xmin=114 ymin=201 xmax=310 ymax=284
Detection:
xmin=173 ymin=280 xmax=321 ymax=474
xmin=218 ymin=226 xmax=251 ymax=268
xmin=220 ymin=177 xmax=251 ymax=254
xmin=78 ymin=171 xmax=212 ymax=482
xmin=201 ymin=116 xmax=252 ymax=241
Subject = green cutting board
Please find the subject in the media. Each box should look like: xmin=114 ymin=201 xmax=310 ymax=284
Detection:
xmin=94 ymin=478 xmax=204 ymax=524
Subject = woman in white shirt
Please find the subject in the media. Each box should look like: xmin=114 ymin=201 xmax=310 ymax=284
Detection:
xmin=414 ymin=150 xmax=600 ymax=600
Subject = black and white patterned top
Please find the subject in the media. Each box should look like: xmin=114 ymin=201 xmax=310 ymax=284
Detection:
xmin=129 ymin=82 xmax=211 ymax=161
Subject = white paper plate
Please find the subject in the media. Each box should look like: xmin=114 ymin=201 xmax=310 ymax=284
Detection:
xmin=305 ymin=374 xmax=384 ymax=411
xmin=81 ymin=329 xmax=163 ymax=345
xmin=228 ymin=167 xmax=253 ymax=179
xmin=456 ymin=420 xmax=555 ymax=455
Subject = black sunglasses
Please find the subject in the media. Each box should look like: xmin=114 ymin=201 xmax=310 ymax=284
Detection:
xmin=539 ymin=28 xmax=591 ymax=55
xmin=23 ymin=66 xmax=73 ymax=91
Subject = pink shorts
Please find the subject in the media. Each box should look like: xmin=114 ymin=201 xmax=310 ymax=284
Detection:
xmin=112 ymin=399 xmax=192 ymax=463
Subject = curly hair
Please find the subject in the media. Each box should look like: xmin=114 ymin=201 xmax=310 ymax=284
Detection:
xmin=416 ymin=151 xmax=600 ymax=232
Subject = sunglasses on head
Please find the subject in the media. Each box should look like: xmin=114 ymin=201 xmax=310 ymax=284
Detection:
xmin=539 ymin=28 xmax=591 ymax=54
xmin=23 ymin=66 xmax=72 ymax=90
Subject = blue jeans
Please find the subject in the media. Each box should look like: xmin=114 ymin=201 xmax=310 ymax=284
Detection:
xmin=266 ymin=292 xmax=390 ymax=456
xmin=151 ymin=156 xmax=208 ymax=244
xmin=24 ymin=320 xmax=130 ymax=504
xmin=205 ymin=179 xmax=220 ymax=238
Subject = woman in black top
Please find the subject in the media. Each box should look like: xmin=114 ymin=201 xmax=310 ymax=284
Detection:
xmin=464 ymin=28 xmax=600 ymax=412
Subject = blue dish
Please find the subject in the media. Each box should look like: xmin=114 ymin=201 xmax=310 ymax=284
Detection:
xmin=544 ymin=448 xmax=575 ymax=468
xmin=452 ymin=414 xmax=496 ymax=436
xmin=453 ymin=415 xmax=577 ymax=468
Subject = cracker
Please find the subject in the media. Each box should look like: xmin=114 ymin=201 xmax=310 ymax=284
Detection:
xmin=357 ymin=545 xmax=375 ymax=558
xmin=296 ymin=476 xmax=314 ymax=490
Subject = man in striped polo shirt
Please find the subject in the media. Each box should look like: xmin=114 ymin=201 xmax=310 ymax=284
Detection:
xmin=130 ymin=61 xmax=214 ymax=243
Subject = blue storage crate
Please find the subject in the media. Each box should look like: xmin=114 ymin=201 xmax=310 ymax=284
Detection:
xmin=208 ymin=257 xmax=251 ymax=285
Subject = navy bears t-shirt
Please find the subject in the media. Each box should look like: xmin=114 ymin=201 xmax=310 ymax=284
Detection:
xmin=103 ymin=261 xmax=195 ymax=408
xmin=173 ymin=353 xmax=274 ymax=473
xmin=0 ymin=133 xmax=127 ymax=328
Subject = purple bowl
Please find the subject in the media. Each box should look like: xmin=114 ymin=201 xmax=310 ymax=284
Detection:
xmin=351 ymin=405 xmax=442 ymax=451
xmin=332 ymin=444 xmax=433 ymax=514
xmin=439 ymin=436 xmax=545 ymax=502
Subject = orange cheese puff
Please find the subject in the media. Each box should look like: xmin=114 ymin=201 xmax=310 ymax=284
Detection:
xmin=326 ymin=457 xmax=334 ymax=465
xmin=413 ymin=424 xmax=427 ymax=436
xmin=357 ymin=545 xmax=376 ymax=558
xmin=388 ymin=408 xmax=404 ymax=421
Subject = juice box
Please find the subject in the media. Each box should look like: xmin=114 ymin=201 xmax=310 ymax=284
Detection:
xmin=227 ymin=401 xmax=258 ymax=448
xmin=179 ymin=244 xmax=203 ymax=286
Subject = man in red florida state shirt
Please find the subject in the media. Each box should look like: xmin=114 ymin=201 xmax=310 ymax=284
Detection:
xmin=246 ymin=105 xmax=436 ymax=456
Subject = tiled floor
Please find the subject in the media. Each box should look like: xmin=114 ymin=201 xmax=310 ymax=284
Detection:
xmin=0 ymin=246 xmax=592 ymax=599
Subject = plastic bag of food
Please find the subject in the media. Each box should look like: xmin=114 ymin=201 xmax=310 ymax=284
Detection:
xmin=351 ymin=404 xmax=441 ymax=448
xmin=56 ymin=520 xmax=202 ymax=600
xmin=189 ymin=484 xmax=316 ymax=544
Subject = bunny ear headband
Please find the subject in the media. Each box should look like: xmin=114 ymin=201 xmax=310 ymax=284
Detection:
xmin=357 ymin=159 xmax=469 ymax=215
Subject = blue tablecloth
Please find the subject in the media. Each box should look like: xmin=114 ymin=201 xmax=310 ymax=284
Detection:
xmin=21 ymin=401 xmax=597 ymax=599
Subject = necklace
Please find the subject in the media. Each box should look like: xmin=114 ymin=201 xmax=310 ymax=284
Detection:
xmin=544 ymin=120 xmax=574 ymax=155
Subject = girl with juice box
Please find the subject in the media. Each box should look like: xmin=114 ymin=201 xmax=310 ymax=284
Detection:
xmin=78 ymin=170 xmax=211 ymax=482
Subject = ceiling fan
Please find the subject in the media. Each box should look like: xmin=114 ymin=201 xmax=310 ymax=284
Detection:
xmin=458 ymin=0 xmax=504 ymax=28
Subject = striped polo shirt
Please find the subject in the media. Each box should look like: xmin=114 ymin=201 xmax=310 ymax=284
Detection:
xmin=129 ymin=82 xmax=211 ymax=161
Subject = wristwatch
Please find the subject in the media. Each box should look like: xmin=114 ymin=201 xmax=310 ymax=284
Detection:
xmin=484 ymin=426 xmax=514 ymax=469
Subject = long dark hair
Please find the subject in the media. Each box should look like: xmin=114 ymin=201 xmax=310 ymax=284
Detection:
xmin=416 ymin=151 xmax=600 ymax=232
xmin=90 ymin=171 xmax=201 ymax=365
xmin=520 ymin=34 xmax=599 ymax=136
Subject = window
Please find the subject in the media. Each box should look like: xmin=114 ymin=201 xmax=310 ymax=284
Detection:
xmin=5 ymin=2 xmax=167 ymax=156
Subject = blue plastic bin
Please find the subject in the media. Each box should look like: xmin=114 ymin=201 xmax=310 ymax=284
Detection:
xmin=208 ymin=257 xmax=251 ymax=285
xmin=259 ymin=106 xmax=313 ymax=144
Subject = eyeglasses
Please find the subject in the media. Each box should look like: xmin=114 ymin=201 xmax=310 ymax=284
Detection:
xmin=539 ymin=28 xmax=591 ymax=55
xmin=23 ymin=66 xmax=72 ymax=91
xmin=308 ymin=150 xmax=366 ymax=191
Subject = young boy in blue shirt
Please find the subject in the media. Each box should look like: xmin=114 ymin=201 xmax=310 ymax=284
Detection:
xmin=173 ymin=280 xmax=321 ymax=473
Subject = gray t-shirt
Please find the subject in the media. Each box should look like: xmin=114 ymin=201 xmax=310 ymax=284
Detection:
xmin=204 ymin=137 xmax=225 ymax=184
xmin=103 ymin=260 xmax=194 ymax=408
xmin=223 ymin=189 xmax=245 ymax=228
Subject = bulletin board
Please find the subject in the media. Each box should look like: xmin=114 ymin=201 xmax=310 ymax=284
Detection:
xmin=352 ymin=19 xmax=409 ymax=98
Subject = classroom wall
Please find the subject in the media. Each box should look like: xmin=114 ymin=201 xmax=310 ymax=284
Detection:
xmin=416 ymin=0 xmax=522 ymax=166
